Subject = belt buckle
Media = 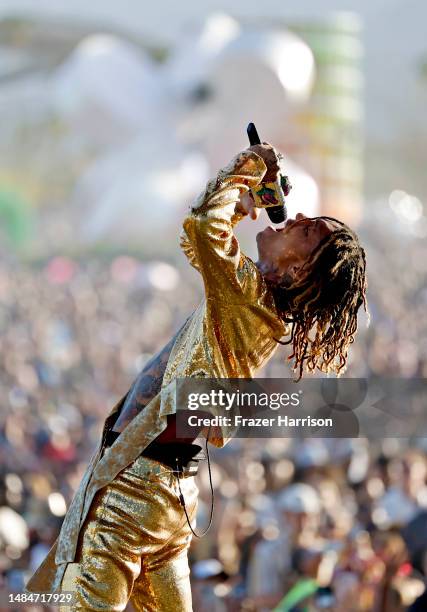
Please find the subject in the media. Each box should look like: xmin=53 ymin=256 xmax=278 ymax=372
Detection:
xmin=185 ymin=460 xmax=199 ymax=476
xmin=177 ymin=459 xmax=199 ymax=477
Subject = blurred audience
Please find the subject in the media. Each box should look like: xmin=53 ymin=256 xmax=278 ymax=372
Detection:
xmin=0 ymin=241 xmax=426 ymax=610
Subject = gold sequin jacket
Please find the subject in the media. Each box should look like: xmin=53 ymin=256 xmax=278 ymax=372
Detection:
xmin=26 ymin=149 xmax=287 ymax=593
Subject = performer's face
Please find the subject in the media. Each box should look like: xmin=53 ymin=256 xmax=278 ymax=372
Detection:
xmin=256 ymin=213 xmax=341 ymax=284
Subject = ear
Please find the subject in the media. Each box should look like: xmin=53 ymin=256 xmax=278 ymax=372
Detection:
xmin=289 ymin=264 xmax=301 ymax=280
xmin=290 ymin=264 xmax=309 ymax=283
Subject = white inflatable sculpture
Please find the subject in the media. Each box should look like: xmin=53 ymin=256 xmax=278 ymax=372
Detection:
xmin=52 ymin=34 xmax=157 ymax=144
xmin=50 ymin=15 xmax=318 ymax=246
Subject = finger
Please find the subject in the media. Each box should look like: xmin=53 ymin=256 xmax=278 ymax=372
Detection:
xmin=250 ymin=207 xmax=261 ymax=220
xmin=240 ymin=191 xmax=253 ymax=214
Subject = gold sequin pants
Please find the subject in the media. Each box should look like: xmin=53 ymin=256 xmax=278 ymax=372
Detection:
xmin=60 ymin=455 xmax=198 ymax=611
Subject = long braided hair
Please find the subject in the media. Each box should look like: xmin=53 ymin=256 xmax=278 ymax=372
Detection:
xmin=270 ymin=217 xmax=368 ymax=380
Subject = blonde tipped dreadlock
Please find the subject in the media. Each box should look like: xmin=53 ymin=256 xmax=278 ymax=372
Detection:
xmin=270 ymin=218 xmax=368 ymax=380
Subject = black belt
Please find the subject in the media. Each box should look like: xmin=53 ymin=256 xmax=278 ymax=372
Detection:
xmin=106 ymin=429 xmax=214 ymax=538
xmin=104 ymin=430 xmax=204 ymax=476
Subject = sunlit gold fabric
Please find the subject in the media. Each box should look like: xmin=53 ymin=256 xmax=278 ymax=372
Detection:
xmin=26 ymin=149 xmax=287 ymax=595
xmin=59 ymin=455 xmax=198 ymax=611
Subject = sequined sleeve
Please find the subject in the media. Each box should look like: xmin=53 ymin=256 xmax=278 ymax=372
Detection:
xmin=180 ymin=150 xmax=266 ymax=295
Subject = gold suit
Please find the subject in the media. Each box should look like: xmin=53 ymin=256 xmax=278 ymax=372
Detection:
xmin=26 ymin=149 xmax=287 ymax=609
xmin=59 ymin=456 xmax=198 ymax=611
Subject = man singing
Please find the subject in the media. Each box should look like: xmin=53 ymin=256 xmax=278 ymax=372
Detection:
xmin=27 ymin=143 xmax=367 ymax=610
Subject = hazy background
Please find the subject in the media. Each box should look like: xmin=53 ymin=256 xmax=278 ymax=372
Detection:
xmin=0 ymin=2 xmax=426 ymax=610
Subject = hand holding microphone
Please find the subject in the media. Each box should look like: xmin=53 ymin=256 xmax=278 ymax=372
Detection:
xmin=246 ymin=122 xmax=291 ymax=224
xmin=236 ymin=144 xmax=283 ymax=220
xmin=248 ymin=142 xmax=281 ymax=181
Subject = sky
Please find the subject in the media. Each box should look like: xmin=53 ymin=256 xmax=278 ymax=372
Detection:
xmin=0 ymin=1 xmax=425 ymax=131
xmin=0 ymin=0 xmax=418 ymax=46
xmin=0 ymin=1 xmax=425 ymax=184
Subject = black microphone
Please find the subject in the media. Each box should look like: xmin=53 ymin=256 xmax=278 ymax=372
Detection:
xmin=246 ymin=122 xmax=291 ymax=224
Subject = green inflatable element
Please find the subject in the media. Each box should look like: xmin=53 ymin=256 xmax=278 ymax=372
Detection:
xmin=0 ymin=188 xmax=33 ymax=248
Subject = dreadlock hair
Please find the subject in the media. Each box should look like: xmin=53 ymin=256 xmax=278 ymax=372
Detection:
xmin=270 ymin=217 xmax=368 ymax=381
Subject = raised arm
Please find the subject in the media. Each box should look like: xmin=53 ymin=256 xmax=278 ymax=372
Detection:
xmin=180 ymin=149 xmax=267 ymax=296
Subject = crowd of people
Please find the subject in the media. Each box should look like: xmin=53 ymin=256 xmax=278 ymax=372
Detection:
xmin=0 ymin=216 xmax=426 ymax=610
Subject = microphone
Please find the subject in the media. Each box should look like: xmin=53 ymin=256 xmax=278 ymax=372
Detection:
xmin=246 ymin=122 xmax=291 ymax=224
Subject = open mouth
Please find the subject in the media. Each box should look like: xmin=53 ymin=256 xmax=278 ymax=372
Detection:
xmin=259 ymin=225 xmax=285 ymax=237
